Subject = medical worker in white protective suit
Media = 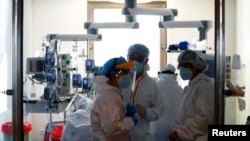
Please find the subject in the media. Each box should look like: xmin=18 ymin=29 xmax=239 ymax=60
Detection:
xmin=90 ymin=56 xmax=139 ymax=141
xmin=122 ymin=43 xmax=165 ymax=141
xmin=150 ymin=64 xmax=183 ymax=141
xmin=168 ymin=49 xmax=214 ymax=141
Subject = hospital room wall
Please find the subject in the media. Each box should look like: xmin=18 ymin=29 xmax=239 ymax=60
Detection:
xmin=220 ymin=0 xmax=250 ymax=125
xmin=233 ymin=0 xmax=250 ymax=124
xmin=223 ymin=0 xmax=237 ymax=125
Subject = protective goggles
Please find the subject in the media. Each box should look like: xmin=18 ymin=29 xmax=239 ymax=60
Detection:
xmin=128 ymin=55 xmax=146 ymax=63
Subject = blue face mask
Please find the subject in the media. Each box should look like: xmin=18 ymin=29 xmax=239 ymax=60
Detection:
xmin=134 ymin=61 xmax=143 ymax=74
xmin=180 ymin=67 xmax=192 ymax=80
xmin=118 ymin=75 xmax=132 ymax=89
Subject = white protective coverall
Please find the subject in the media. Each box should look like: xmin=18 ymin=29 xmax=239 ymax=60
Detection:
xmin=122 ymin=72 xmax=165 ymax=141
xmin=175 ymin=73 xmax=214 ymax=141
xmin=150 ymin=71 xmax=183 ymax=141
xmin=91 ymin=76 xmax=135 ymax=141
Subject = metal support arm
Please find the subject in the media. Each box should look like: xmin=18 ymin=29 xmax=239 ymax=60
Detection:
xmin=84 ymin=22 xmax=139 ymax=29
xmin=46 ymin=34 xmax=102 ymax=42
xmin=159 ymin=20 xmax=212 ymax=41
xmin=122 ymin=8 xmax=178 ymax=16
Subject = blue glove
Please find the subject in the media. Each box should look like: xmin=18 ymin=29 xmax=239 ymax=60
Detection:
xmin=125 ymin=103 xmax=136 ymax=117
xmin=130 ymin=114 xmax=139 ymax=125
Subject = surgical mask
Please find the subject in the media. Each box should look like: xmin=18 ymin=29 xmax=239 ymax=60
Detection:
xmin=134 ymin=61 xmax=143 ymax=74
xmin=118 ymin=75 xmax=132 ymax=89
xmin=145 ymin=64 xmax=150 ymax=71
xmin=180 ymin=67 xmax=192 ymax=80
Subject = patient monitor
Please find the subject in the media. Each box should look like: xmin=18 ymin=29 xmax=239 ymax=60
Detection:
xmin=26 ymin=57 xmax=45 ymax=75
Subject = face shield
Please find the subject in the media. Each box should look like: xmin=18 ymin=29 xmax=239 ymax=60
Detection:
xmin=116 ymin=61 xmax=136 ymax=91
xmin=130 ymin=69 xmax=137 ymax=92
xmin=116 ymin=70 xmax=132 ymax=89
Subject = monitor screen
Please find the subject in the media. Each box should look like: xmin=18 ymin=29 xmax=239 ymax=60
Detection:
xmin=83 ymin=78 xmax=88 ymax=85
xmin=72 ymin=74 xmax=82 ymax=88
xmin=82 ymin=77 xmax=90 ymax=90
xmin=26 ymin=58 xmax=45 ymax=74
xmin=85 ymin=59 xmax=95 ymax=72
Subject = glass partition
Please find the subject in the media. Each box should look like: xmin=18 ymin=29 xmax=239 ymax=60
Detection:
xmin=0 ymin=0 xmax=13 ymax=140
xmin=224 ymin=0 xmax=250 ymax=124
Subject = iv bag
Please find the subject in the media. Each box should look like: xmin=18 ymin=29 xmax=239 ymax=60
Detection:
xmin=72 ymin=45 xmax=79 ymax=61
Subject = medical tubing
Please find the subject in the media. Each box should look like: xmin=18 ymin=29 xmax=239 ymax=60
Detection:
xmin=63 ymin=91 xmax=79 ymax=121
xmin=54 ymin=51 xmax=63 ymax=88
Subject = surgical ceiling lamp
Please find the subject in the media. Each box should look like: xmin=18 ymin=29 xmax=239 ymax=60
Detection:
xmin=121 ymin=0 xmax=211 ymax=41
xmin=84 ymin=0 xmax=176 ymax=31
xmin=85 ymin=0 xmax=211 ymax=41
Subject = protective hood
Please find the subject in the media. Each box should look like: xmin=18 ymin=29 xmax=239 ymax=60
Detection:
xmin=159 ymin=73 xmax=177 ymax=81
xmin=93 ymin=75 xmax=113 ymax=94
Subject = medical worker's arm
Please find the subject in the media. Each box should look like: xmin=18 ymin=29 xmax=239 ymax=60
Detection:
xmin=176 ymin=83 xmax=212 ymax=140
xmin=144 ymin=82 xmax=166 ymax=121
